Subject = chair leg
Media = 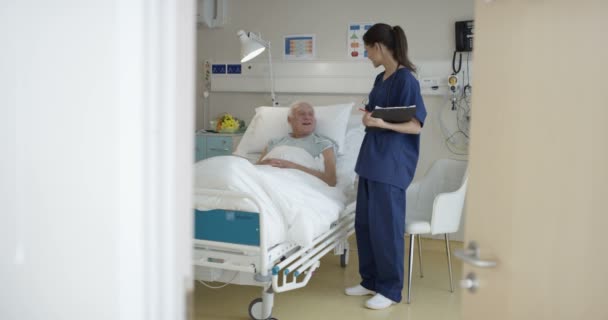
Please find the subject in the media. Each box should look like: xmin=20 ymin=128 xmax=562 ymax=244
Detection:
xmin=407 ymin=234 xmax=415 ymax=304
xmin=417 ymin=234 xmax=424 ymax=278
xmin=445 ymin=234 xmax=454 ymax=293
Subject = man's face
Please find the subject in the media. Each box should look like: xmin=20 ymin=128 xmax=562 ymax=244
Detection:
xmin=289 ymin=104 xmax=316 ymax=136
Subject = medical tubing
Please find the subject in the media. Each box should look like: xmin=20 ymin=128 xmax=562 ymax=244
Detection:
xmin=438 ymin=96 xmax=468 ymax=155
xmin=438 ymin=99 xmax=454 ymax=142
xmin=456 ymin=96 xmax=470 ymax=138
xmin=198 ymin=270 xmax=239 ymax=289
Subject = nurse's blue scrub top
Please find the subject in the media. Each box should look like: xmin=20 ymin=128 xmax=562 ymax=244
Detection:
xmin=355 ymin=68 xmax=427 ymax=189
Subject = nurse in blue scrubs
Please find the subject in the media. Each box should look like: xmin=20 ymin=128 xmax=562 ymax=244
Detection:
xmin=345 ymin=23 xmax=427 ymax=309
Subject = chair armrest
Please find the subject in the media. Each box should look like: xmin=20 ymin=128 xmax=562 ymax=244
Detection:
xmin=430 ymin=185 xmax=466 ymax=235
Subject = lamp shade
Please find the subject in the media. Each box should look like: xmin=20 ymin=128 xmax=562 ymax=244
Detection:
xmin=238 ymin=30 xmax=266 ymax=63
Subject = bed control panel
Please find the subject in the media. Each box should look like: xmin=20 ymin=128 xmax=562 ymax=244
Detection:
xmin=194 ymin=209 xmax=260 ymax=246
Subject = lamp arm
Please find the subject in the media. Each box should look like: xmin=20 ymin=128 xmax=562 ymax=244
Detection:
xmin=267 ymin=42 xmax=277 ymax=106
xmin=241 ymin=31 xmax=278 ymax=106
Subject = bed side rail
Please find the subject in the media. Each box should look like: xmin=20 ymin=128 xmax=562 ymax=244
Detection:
xmin=271 ymin=212 xmax=355 ymax=293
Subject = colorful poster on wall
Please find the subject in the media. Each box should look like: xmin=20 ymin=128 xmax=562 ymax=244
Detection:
xmin=348 ymin=23 xmax=373 ymax=60
xmin=283 ymin=34 xmax=315 ymax=60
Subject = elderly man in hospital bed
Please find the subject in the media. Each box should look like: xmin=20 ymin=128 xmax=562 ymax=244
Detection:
xmin=195 ymin=102 xmax=346 ymax=247
xmin=257 ymin=101 xmax=337 ymax=187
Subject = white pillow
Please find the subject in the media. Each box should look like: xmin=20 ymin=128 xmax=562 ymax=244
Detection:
xmin=262 ymin=145 xmax=324 ymax=171
xmin=234 ymin=106 xmax=290 ymax=157
xmin=336 ymin=123 xmax=365 ymax=191
xmin=313 ymin=103 xmax=353 ymax=155
xmin=234 ymin=103 xmax=353 ymax=156
xmin=347 ymin=112 xmax=364 ymax=130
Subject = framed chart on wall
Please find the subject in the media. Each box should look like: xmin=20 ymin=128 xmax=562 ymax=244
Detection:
xmin=283 ymin=34 xmax=315 ymax=60
xmin=348 ymin=23 xmax=373 ymax=60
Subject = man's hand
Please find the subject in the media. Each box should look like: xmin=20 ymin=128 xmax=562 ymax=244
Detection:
xmin=262 ymin=158 xmax=297 ymax=169
xmin=260 ymin=149 xmax=337 ymax=187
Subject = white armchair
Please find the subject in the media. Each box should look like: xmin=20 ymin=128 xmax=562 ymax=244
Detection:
xmin=405 ymin=158 xmax=468 ymax=303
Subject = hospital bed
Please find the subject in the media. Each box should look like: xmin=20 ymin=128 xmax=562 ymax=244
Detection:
xmin=192 ymin=104 xmax=363 ymax=320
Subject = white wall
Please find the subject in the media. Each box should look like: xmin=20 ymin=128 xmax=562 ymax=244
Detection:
xmin=0 ymin=1 xmax=195 ymax=319
xmin=198 ymin=0 xmax=474 ymax=62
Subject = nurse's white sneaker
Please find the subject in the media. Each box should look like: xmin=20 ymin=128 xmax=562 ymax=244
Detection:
xmin=365 ymin=293 xmax=397 ymax=310
xmin=344 ymin=285 xmax=375 ymax=296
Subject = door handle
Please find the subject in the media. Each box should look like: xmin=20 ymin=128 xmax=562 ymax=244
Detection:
xmin=209 ymin=148 xmax=230 ymax=152
xmin=453 ymin=241 xmax=497 ymax=268
xmin=460 ymin=272 xmax=479 ymax=293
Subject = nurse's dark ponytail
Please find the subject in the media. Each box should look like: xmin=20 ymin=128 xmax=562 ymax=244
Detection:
xmin=392 ymin=26 xmax=416 ymax=73
xmin=363 ymin=23 xmax=416 ymax=73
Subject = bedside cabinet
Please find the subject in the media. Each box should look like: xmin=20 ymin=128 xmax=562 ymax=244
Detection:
xmin=195 ymin=132 xmax=243 ymax=162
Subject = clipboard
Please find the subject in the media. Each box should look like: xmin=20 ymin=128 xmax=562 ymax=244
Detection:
xmin=370 ymin=105 xmax=416 ymax=123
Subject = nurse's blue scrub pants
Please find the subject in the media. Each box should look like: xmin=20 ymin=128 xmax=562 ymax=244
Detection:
xmin=355 ymin=177 xmax=406 ymax=303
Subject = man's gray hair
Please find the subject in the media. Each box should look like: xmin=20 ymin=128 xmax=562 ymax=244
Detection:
xmin=288 ymin=101 xmax=314 ymax=119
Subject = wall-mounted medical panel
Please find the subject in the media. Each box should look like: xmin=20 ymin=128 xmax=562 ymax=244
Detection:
xmin=226 ymin=64 xmax=242 ymax=74
xmin=211 ymin=64 xmax=226 ymax=74
xmin=209 ymin=60 xmax=467 ymax=96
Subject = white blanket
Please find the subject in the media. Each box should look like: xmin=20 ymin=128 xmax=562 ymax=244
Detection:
xmin=194 ymin=156 xmax=346 ymax=248
xmin=262 ymin=145 xmax=324 ymax=171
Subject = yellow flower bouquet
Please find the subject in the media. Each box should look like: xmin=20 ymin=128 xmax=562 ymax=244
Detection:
xmin=215 ymin=113 xmax=245 ymax=133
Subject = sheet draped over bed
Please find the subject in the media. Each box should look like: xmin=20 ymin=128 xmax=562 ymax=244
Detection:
xmin=194 ymin=156 xmax=346 ymax=248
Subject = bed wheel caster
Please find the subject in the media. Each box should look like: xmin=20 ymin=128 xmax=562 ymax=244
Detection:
xmin=248 ymin=298 xmax=276 ymax=320
xmin=340 ymin=249 xmax=349 ymax=268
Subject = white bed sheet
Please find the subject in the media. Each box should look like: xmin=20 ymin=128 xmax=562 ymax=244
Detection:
xmin=195 ymin=156 xmax=346 ymax=248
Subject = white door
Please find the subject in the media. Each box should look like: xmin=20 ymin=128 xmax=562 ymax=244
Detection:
xmin=461 ymin=1 xmax=608 ymax=319
xmin=0 ymin=1 xmax=196 ymax=319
